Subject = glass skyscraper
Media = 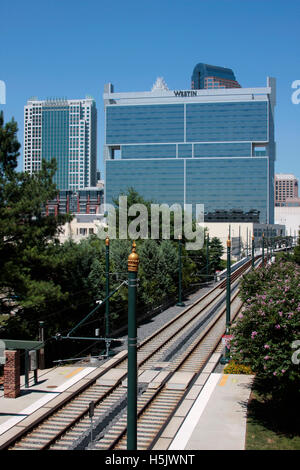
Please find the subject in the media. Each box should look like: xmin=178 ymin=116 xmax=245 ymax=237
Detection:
xmin=191 ymin=63 xmax=241 ymax=89
xmin=104 ymin=74 xmax=276 ymax=224
xmin=24 ymin=97 xmax=97 ymax=190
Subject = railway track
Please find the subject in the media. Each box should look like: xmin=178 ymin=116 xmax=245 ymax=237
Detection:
xmin=92 ymin=291 xmax=243 ymax=450
xmin=4 ymin=256 xmax=258 ymax=451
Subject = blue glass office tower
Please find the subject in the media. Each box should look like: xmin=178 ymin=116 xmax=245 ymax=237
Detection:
xmin=104 ymin=75 xmax=276 ymax=223
xmin=191 ymin=63 xmax=241 ymax=89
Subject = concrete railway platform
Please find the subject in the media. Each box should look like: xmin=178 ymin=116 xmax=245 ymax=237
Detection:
xmin=0 ymin=354 xmax=254 ymax=451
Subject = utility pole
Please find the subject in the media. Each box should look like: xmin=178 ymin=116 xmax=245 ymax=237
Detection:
xmin=262 ymin=232 xmax=265 ymax=267
xmin=127 ymin=241 xmax=139 ymax=451
xmin=226 ymin=236 xmax=231 ymax=334
xmin=176 ymin=235 xmax=185 ymax=307
xmin=38 ymin=321 xmax=45 ymax=370
xmin=105 ymin=236 xmax=110 ymax=339
xmin=206 ymin=232 xmax=209 ymax=279
xmin=105 ymin=236 xmax=112 ymax=357
xmin=252 ymin=234 xmax=255 ymax=270
xmin=220 ymin=236 xmax=231 ymax=364
xmin=24 ymin=350 xmax=29 ymax=388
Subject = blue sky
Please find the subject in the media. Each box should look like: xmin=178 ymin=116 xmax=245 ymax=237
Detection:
xmin=1 ymin=0 xmax=300 ymax=181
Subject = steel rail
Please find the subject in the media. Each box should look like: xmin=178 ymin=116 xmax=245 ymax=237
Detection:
xmin=93 ymin=289 xmax=244 ymax=450
xmin=4 ymin=256 xmax=257 ymax=450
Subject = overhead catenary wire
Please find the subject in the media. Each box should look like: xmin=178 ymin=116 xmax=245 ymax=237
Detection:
xmin=61 ymin=279 xmax=128 ymax=339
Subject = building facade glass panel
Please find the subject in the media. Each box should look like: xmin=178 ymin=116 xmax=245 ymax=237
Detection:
xmin=42 ymin=106 xmax=69 ymax=190
xmin=106 ymin=104 xmax=184 ymax=144
xmin=194 ymin=142 xmax=251 ymax=158
xmin=106 ymin=160 xmax=184 ymax=207
xmin=186 ymin=102 xmax=268 ymax=142
xmin=186 ymin=158 xmax=268 ymax=223
xmin=121 ymin=144 xmax=176 ymax=159
xmin=178 ymin=144 xmax=193 ymax=158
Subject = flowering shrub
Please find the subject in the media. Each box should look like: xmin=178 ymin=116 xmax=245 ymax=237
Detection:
xmin=223 ymin=360 xmax=253 ymax=375
xmin=231 ymin=260 xmax=300 ymax=401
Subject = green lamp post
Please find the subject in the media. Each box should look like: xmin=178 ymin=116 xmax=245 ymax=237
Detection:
xmin=127 ymin=241 xmax=139 ymax=451
xmin=252 ymin=234 xmax=255 ymax=270
xmin=105 ymin=236 xmax=110 ymax=339
xmin=225 ymin=236 xmax=231 ymax=334
xmin=206 ymin=233 xmax=210 ymax=279
xmin=176 ymin=235 xmax=185 ymax=307
xmin=220 ymin=236 xmax=231 ymax=364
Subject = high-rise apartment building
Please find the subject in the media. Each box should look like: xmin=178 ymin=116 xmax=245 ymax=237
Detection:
xmin=191 ymin=63 xmax=241 ymax=90
xmin=275 ymin=174 xmax=298 ymax=206
xmin=24 ymin=97 xmax=97 ymax=190
xmin=104 ymin=72 xmax=276 ymax=224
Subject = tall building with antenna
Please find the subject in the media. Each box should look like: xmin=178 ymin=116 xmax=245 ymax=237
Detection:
xmin=23 ymin=96 xmax=97 ymax=190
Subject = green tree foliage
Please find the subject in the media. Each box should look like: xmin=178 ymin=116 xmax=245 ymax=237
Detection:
xmin=138 ymin=239 xmax=178 ymax=307
xmin=0 ymin=146 xmax=224 ymax=362
xmin=112 ymin=186 xmax=200 ymax=243
xmin=209 ymin=237 xmax=224 ymax=272
xmin=0 ymin=112 xmax=71 ymax=320
xmin=112 ymin=187 xmax=153 ymax=239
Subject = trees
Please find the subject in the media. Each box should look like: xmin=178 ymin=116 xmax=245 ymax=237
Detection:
xmin=0 ymin=123 xmax=225 ymax=360
xmin=209 ymin=237 xmax=224 ymax=272
xmin=138 ymin=239 xmax=178 ymax=307
xmin=0 ymin=112 xmax=70 ymax=321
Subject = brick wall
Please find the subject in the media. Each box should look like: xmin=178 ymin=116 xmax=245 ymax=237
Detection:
xmin=4 ymin=350 xmax=20 ymax=398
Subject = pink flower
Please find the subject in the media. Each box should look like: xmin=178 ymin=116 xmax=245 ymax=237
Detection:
xmin=251 ymin=331 xmax=258 ymax=339
xmin=281 ymin=369 xmax=286 ymax=373
xmin=264 ymin=355 xmax=270 ymax=360
xmin=273 ymin=371 xmax=277 ymax=376
xmin=264 ymin=344 xmax=270 ymax=349
xmin=275 ymin=324 xmax=281 ymax=329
